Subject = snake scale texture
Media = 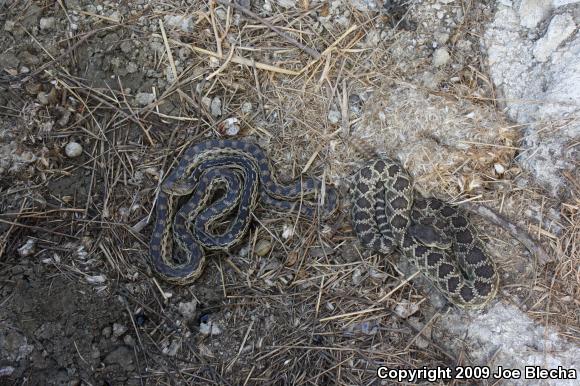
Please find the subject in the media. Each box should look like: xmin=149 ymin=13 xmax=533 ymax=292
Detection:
xmin=149 ymin=139 xmax=338 ymax=284
xmin=351 ymin=158 xmax=499 ymax=308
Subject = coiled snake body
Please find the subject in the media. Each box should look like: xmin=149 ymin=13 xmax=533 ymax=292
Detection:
xmin=149 ymin=139 xmax=338 ymax=284
xmin=351 ymin=158 xmax=499 ymax=308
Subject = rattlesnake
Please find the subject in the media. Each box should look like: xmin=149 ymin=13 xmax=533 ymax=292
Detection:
xmin=351 ymin=158 xmax=499 ymax=308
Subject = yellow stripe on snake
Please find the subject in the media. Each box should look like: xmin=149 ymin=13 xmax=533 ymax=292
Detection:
xmin=149 ymin=139 xmax=338 ymax=284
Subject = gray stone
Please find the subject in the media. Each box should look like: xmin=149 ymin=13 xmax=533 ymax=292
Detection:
xmin=432 ymin=47 xmax=450 ymax=67
xmin=102 ymin=326 xmax=112 ymax=338
xmin=0 ymin=53 xmax=19 ymax=70
xmin=39 ymin=17 xmax=56 ymax=31
xmin=484 ymin=1 xmax=580 ymax=197
xmin=519 ymin=0 xmax=552 ymax=28
xmin=485 ymin=2 xmax=580 ymax=197
xmin=210 ymin=97 xmax=222 ymax=117
xmin=112 ymin=323 xmax=127 ymax=338
xmin=135 ymin=92 xmax=155 ymax=106
xmin=103 ymin=345 xmax=134 ymax=371
xmin=533 ymin=14 xmax=576 ymax=62
xmin=163 ymin=15 xmax=194 ymax=33
xmin=327 ymin=109 xmax=341 ymax=124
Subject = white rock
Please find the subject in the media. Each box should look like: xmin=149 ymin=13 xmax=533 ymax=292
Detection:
xmin=432 ymin=47 xmax=450 ymax=67
xmin=109 ymin=11 xmax=121 ymax=23
xmin=263 ymin=0 xmax=273 ymax=12
xmin=112 ymin=323 xmax=128 ymax=337
xmin=37 ymin=91 xmax=51 ymax=105
xmin=85 ymin=275 xmax=107 ymax=284
xmin=394 ymin=300 xmax=419 ymax=319
xmin=494 ymin=163 xmax=506 ymax=175
xmin=275 ymin=0 xmax=296 ymax=8
xmin=220 ymin=117 xmax=240 ymax=136
xmin=519 ymin=0 xmax=552 ymax=29
xmin=17 ymin=239 xmax=35 ymax=257
xmin=163 ymin=339 xmax=181 ymax=356
xmin=281 ymin=224 xmax=294 ymax=239
xmin=484 ymin=4 xmax=580 ymax=197
xmin=352 ymin=268 xmax=364 ymax=286
xmin=39 ymin=17 xmax=56 ymax=31
xmin=65 ymin=141 xmax=83 ymax=158
xmin=350 ymin=0 xmax=379 ymax=12
xmin=533 ymin=14 xmax=576 ymax=62
xmin=4 ymin=20 xmax=15 ymax=32
xmin=200 ymin=319 xmax=222 ymax=335
xmin=327 ymin=109 xmax=341 ymax=124
xmin=135 ymin=92 xmax=155 ymax=106
xmin=241 ymin=102 xmax=253 ymax=114
xmin=210 ymin=97 xmax=222 ymax=117
xmin=163 ymin=15 xmax=194 ymax=32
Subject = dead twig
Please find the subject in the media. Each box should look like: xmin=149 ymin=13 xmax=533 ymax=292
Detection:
xmin=460 ymin=202 xmax=553 ymax=264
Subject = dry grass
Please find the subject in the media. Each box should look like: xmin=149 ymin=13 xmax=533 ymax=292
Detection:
xmin=0 ymin=0 xmax=578 ymax=384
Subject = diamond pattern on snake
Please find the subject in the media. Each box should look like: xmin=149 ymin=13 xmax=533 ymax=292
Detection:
xmin=350 ymin=158 xmax=499 ymax=308
xmin=149 ymin=138 xmax=338 ymax=284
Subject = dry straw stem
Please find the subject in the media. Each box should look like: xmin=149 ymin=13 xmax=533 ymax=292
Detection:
xmin=215 ymin=0 xmax=321 ymax=59
xmin=187 ymin=44 xmax=300 ymax=76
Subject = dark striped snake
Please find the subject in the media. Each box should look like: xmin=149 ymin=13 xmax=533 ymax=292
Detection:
xmin=149 ymin=139 xmax=338 ymax=284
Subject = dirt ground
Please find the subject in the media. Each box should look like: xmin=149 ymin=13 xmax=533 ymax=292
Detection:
xmin=0 ymin=1 xmax=578 ymax=385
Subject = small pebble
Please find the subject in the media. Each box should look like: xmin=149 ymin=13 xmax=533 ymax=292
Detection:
xmin=494 ymin=163 xmax=505 ymax=176
xmin=327 ymin=109 xmax=341 ymax=125
xmin=432 ymin=47 xmax=450 ymax=67
xmin=241 ymin=102 xmax=253 ymax=114
xmin=394 ymin=300 xmax=419 ymax=319
xmin=85 ymin=274 xmax=106 ymax=284
xmin=135 ymin=92 xmax=155 ymax=106
xmin=102 ymin=326 xmax=112 ymax=338
xmin=123 ymin=335 xmax=135 ymax=346
xmin=210 ymin=97 xmax=222 ymax=117
xmin=281 ymin=224 xmax=294 ymax=239
xmin=17 ymin=239 xmax=35 ymax=257
xmin=254 ymin=239 xmax=272 ymax=257
xmin=65 ymin=142 xmax=83 ymax=158
xmin=4 ymin=20 xmax=15 ymax=32
xmin=39 ymin=17 xmax=56 ymax=31
xmin=199 ymin=318 xmax=222 ymax=336
xmin=37 ymin=91 xmax=51 ymax=105
xmin=219 ymin=117 xmax=240 ymax=136
xmin=113 ymin=323 xmax=128 ymax=338
xmin=352 ymin=268 xmax=364 ymax=286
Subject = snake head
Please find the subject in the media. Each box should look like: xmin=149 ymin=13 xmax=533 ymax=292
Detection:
xmin=163 ymin=178 xmax=195 ymax=196
xmin=408 ymin=223 xmax=452 ymax=250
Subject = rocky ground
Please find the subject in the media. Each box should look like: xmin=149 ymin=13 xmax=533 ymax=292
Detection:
xmin=0 ymin=0 xmax=578 ymax=385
